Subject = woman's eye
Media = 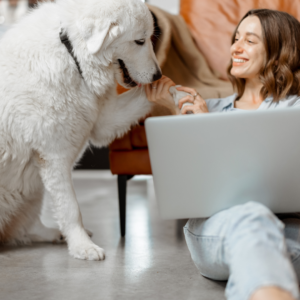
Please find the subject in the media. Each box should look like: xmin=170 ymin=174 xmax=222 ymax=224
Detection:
xmin=234 ymin=38 xmax=238 ymax=42
xmin=135 ymin=39 xmax=145 ymax=46
xmin=248 ymin=40 xmax=254 ymax=44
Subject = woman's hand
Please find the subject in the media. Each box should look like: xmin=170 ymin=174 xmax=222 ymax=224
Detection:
xmin=176 ymin=86 xmax=209 ymax=114
xmin=145 ymin=76 xmax=180 ymax=115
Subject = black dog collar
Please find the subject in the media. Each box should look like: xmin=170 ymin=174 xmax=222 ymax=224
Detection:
xmin=59 ymin=29 xmax=83 ymax=78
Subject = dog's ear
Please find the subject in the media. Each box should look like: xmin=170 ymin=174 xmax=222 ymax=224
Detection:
xmin=78 ymin=19 xmax=118 ymax=55
xmin=85 ymin=24 xmax=110 ymax=54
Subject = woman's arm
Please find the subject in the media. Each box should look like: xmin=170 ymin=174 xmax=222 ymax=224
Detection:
xmin=176 ymin=86 xmax=209 ymax=114
xmin=145 ymin=76 xmax=209 ymax=115
xmin=145 ymin=76 xmax=180 ymax=115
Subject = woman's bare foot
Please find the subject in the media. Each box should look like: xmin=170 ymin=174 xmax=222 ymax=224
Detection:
xmin=250 ymin=286 xmax=296 ymax=300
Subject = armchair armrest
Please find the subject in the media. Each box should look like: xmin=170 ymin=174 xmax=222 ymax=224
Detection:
xmin=109 ymin=121 xmax=152 ymax=175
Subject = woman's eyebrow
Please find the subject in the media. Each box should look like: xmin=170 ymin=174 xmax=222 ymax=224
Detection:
xmin=235 ymin=31 xmax=261 ymax=39
xmin=246 ymin=32 xmax=261 ymax=39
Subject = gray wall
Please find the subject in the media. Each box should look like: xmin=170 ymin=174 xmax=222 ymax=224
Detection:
xmin=147 ymin=0 xmax=180 ymax=15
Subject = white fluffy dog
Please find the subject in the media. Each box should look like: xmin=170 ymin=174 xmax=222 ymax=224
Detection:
xmin=0 ymin=0 xmax=161 ymax=260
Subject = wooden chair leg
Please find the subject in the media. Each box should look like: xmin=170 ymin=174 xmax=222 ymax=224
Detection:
xmin=117 ymin=175 xmax=134 ymax=237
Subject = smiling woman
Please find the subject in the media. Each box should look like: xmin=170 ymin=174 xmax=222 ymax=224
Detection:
xmin=144 ymin=8 xmax=300 ymax=300
xmin=228 ymin=9 xmax=300 ymax=102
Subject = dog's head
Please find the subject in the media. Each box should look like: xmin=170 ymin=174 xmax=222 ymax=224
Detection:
xmin=64 ymin=0 xmax=162 ymax=89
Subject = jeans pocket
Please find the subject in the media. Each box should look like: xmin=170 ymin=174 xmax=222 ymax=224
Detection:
xmin=184 ymin=227 xmax=229 ymax=281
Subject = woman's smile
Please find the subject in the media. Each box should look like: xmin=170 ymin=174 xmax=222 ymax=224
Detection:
xmin=232 ymin=56 xmax=249 ymax=66
xmin=230 ymin=16 xmax=265 ymax=80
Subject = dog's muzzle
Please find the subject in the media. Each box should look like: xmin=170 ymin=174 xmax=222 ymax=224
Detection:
xmin=118 ymin=59 xmax=138 ymax=88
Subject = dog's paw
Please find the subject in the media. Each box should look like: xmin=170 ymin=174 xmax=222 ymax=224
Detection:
xmin=69 ymin=242 xmax=105 ymax=261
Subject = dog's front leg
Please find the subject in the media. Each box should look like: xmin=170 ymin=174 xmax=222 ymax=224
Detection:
xmin=38 ymin=157 xmax=105 ymax=260
xmin=91 ymin=87 xmax=153 ymax=147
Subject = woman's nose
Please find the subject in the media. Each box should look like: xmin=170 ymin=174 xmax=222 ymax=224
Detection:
xmin=231 ymin=38 xmax=244 ymax=53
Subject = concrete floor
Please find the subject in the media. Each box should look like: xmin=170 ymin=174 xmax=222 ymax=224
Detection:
xmin=0 ymin=171 xmax=226 ymax=300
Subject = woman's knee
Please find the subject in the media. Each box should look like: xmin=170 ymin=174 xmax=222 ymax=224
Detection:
xmin=225 ymin=202 xmax=286 ymax=256
xmin=183 ymin=202 xmax=284 ymax=280
xmin=233 ymin=201 xmax=273 ymax=217
xmin=229 ymin=201 xmax=283 ymax=231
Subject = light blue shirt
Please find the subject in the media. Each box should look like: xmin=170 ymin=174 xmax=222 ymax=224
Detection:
xmin=205 ymin=94 xmax=300 ymax=113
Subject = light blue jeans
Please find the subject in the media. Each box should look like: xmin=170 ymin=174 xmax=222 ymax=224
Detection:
xmin=184 ymin=201 xmax=300 ymax=300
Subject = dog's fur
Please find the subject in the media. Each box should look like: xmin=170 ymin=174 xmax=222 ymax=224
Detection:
xmin=0 ymin=0 xmax=161 ymax=260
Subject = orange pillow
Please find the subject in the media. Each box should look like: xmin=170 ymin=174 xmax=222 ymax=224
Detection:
xmin=180 ymin=0 xmax=300 ymax=80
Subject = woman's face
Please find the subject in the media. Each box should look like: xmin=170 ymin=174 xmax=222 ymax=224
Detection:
xmin=230 ymin=16 xmax=266 ymax=80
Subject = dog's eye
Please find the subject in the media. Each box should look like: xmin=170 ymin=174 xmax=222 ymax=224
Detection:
xmin=135 ymin=39 xmax=145 ymax=46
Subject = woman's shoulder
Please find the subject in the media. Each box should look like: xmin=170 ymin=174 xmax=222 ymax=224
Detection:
xmin=282 ymin=94 xmax=300 ymax=107
xmin=205 ymin=94 xmax=237 ymax=112
xmin=267 ymin=94 xmax=300 ymax=108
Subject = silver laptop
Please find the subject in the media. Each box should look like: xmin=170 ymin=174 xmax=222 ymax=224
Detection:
xmin=145 ymin=108 xmax=300 ymax=219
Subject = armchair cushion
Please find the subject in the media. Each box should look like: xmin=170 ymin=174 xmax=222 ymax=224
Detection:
xmin=109 ymin=149 xmax=152 ymax=175
xmin=109 ymin=132 xmax=132 ymax=151
xmin=130 ymin=125 xmax=148 ymax=149
xmin=109 ymin=124 xmax=150 ymax=175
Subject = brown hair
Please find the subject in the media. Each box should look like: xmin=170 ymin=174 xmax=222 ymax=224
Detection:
xmin=227 ymin=9 xmax=300 ymax=102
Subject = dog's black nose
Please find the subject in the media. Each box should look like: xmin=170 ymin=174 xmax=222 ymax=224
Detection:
xmin=152 ymin=70 xmax=162 ymax=82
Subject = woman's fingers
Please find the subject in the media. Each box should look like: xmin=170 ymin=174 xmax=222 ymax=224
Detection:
xmin=153 ymin=75 xmax=171 ymax=86
xmin=176 ymin=86 xmax=206 ymax=104
xmin=146 ymin=81 xmax=209 ymax=115
xmin=145 ymin=76 xmax=177 ymax=113
xmin=180 ymin=98 xmax=209 ymax=114
xmin=155 ymin=80 xmax=165 ymax=95
xmin=176 ymin=86 xmax=198 ymax=95
xmin=159 ymin=75 xmax=171 ymax=82
xmin=194 ymin=98 xmax=209 ymax=113
xmin=152 ymin=77 xmax=175 ymax=99
xmin=178 ymin=95 xmax=195 ymax=109
xmin=152 ymin=76 xmax=173 ymax=89
xmin=181 ymin=105 xmax=197 ymax=115
xmin=145 ymin=84 xmax=152 ymax=101
xmin=161 ymin=79 xmax=176 ymax=98
xmin=145 ymin=84 xmax=155 ymax=103
xmin=147 ymin=77 xmax=169 ymax=101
